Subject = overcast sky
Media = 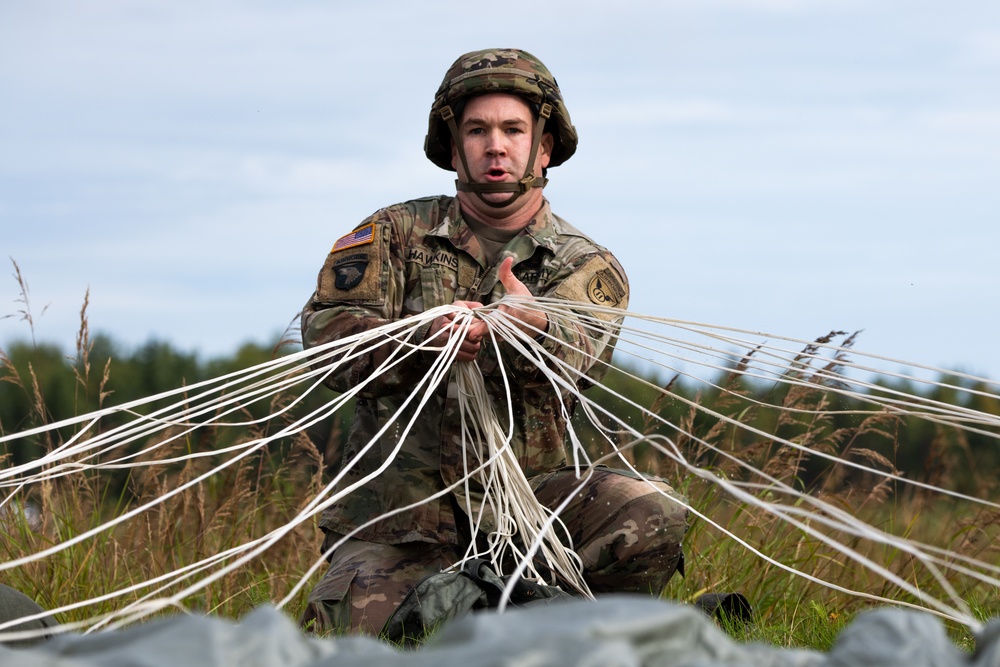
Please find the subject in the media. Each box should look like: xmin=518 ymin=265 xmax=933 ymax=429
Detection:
xmin=2 ymin=1 xmax=998 ymax=382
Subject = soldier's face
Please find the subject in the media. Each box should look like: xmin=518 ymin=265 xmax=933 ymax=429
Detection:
xmin=451 ymin=93 xmax=553 ymax=211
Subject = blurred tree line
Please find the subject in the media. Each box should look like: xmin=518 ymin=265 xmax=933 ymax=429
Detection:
xmin=2 ymin=333 xmax=998 ymax=500
xmin=581 ymin=361 xmax=1000 ymax=497
xmin=0 ymin=334 xmax=352 ymax=488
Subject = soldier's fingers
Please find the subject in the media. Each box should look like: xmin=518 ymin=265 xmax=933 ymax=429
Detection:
xmin=455 ymin=343 xmax=480 ymax=362
xmin=465 ymin=320 xmax=488 ymax=342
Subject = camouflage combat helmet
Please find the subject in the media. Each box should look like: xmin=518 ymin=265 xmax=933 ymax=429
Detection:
xmin=425 ymin=48 xmax=578 ymax=208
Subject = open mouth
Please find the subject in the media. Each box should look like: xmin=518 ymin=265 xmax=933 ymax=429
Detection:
xmin=485 ymin=168 xmax=507 ymax=180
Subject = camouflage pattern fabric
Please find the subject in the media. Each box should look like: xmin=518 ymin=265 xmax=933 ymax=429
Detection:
xmin=301 ymin=468 xmax=688 ymax=637
xmin=301 ymin=195 xmax=687 ymax=637
xmin=301 ymin=196 xmax=630 ymax=547
xmin=531 ymin=467 xmax=688 ymax=595
xmin=300 ymin=533 xmax=465 ymax=637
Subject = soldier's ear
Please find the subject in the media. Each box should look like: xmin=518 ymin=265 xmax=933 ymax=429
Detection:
xmin=538 ymin=132 xmax=554 ymax=170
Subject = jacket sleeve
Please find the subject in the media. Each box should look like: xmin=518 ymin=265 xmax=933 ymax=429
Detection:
xmin=491 ymin=247 xmax=629 ymax=388
xmin=301 ymin=212 xmax=436 ymax=398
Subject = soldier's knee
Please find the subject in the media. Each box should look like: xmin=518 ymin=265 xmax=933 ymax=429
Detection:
xmin=301 ymin=537 xmax=467 ymax=638
xmin=581 ymin=483 xmax=689 ymax=595
xmin=300 ymin=567 xmax=357 ymax=636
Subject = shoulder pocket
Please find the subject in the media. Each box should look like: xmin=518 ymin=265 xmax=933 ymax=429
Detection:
xmin=316 ymin=222 xmax=390 ymax=306
xmin=551 ymin=255 xmax=629 ymax=320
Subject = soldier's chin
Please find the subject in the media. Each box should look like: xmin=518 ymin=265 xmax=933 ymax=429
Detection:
xmin=479 ymin=191 xmax=518 ymax=207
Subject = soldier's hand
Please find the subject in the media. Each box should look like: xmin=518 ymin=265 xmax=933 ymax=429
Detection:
xmin=429 ymin=301 xmax=488 ymax=362
xmin=496 ymin=257 xmax=548 ymax=339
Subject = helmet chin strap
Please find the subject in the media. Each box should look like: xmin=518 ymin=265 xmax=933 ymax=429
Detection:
xmin=442 ymin=102 xmax=552 ymax=209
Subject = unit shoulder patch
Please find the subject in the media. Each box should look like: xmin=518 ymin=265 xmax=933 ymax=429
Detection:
xmin=332 ymin=253 xmax=369 ymax=290
xmin=316 ymin=223 xmax=387 ymax=305
xmin=552 ymin=256 xmax=629 ymax=321
xmin=587 ymin=267 xmax=627 ymax=308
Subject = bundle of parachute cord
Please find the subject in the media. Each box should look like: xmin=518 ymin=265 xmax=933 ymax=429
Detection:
xmin=1 ymin=295 xmax=999 ymax=643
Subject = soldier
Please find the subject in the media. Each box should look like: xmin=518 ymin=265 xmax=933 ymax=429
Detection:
xmin=300 ymin=49 xmax=688 ymax=637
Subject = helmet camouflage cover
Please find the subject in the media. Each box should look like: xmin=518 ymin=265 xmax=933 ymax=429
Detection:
xmin=424 ymin=48 xmax=578 ymax=172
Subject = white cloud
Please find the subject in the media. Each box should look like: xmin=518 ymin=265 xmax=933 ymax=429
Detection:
xmin=673 ymin=0 xmax=856 ymax=11
xmin=579 ymin=100 xmax=736 ymax=126
xmin=578 ymin=99 xmax=903 ymax=128
xmin=916 ymin=108 xmax=1000 ymax=133
xmin=2 ymin=0 xmax=999 ymax=378
xmin=957 ymin=30 xmax=1000 ymax=66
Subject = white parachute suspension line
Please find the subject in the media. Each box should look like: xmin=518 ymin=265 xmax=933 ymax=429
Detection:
xmin=532 ymin=296 xmax=1000 ymax=409
xmin=474 ymin=303 xmax=934 ymax=616
xmin=553 ymin=300 xmax=1000 ymax=536
xmin=2 ymin=303 xmax=532 ymax=636
xmin=549 ymin=300 xmax=1000 ymax=424
xmin=576 ymin=402 xmax=986 ymax=625
xmin=276 ymin=324 xmax=599 ymax=612
xmin=89 ymin=314 xmax=465 ymax=631
xmin=608 ymin=302 xmax=1000 ymax=392
xmin=85 ymin=348 xmax=451 ymax=633
xmin=615 ymin=435 xmax=984 ymax=629
xmin=98 ymin=302 xmax=584 ymax=632
xmin=583 ymin=430 xmax=985 ymax=630
xmin=1 ymin=296 xmax=998 ymax=636
xmin=449 ymin=328 xmax=591 ymax=597
xmin=0 ymin=302 xmax=468 ymax=479
xmin=279 ymin=302 xmax=589 ymax=606
xmin=0 ymin=323 xmax=385 ymax=487
xmin=0 ymin=306 xmax=462 ymax=636
xmin=537 ymin=300 xmax=1000 ymax=498
xmin=621 ymin=321 xmax=1000 ymax=431
xmin=455 ymin=303 xmax=611 ymax=607
xmin=1 ymin=303 xmax=451 ymax=489
xmin=588 ymin=370 xmax=1000 ymax=595
xmin=0 ymin=312 xmax=434 ymax=572
xmin=601 ymin=344 xmax=1000 ymax=510
xmin=486 ymin=296 xmax=996 ymax=627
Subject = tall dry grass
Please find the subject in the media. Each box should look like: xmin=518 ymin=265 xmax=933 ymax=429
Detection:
xmin=2 ymin=263 xmax=998 ymax=650
xmin=1 ymin=263 xmax=326 ymax=623
xmin=632 ymin=341 xmax=1000 ymax=649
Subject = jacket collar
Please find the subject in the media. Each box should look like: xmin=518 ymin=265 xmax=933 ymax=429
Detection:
xmin=427 ymin=197 xmax=563 ymax=263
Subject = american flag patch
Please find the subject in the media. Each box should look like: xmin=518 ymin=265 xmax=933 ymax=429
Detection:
xmin=331 ymin=223 xmax=375 ymax=252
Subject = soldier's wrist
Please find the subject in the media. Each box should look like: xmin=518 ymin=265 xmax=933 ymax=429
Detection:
xmin=533 ymin=317 xmax=549 ymax=343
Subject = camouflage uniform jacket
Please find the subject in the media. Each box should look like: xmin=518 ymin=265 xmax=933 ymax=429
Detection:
xmin=302 ymin=195 xmax=629 ymax=546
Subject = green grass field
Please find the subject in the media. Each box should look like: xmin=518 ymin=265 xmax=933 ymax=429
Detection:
xmin=2 ymin=268 xmax=998 ymax=650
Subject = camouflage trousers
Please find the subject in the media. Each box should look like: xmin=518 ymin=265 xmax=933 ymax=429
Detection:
xmin=300 ymin=467 xmax=689 ymax=637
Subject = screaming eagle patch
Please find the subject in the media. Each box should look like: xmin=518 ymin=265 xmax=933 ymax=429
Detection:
xmin=332 ymin=254 xmax=369 ymax=290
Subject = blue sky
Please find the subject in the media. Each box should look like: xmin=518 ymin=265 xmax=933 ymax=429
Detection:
xmin=2 ymin=1 xmax=998 ymax=381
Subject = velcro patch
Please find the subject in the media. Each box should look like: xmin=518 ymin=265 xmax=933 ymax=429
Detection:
xmin=316 ymin=224 xmax=386 ymax=305
xmin=552 ymin=256 xmax=628 ymax=321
